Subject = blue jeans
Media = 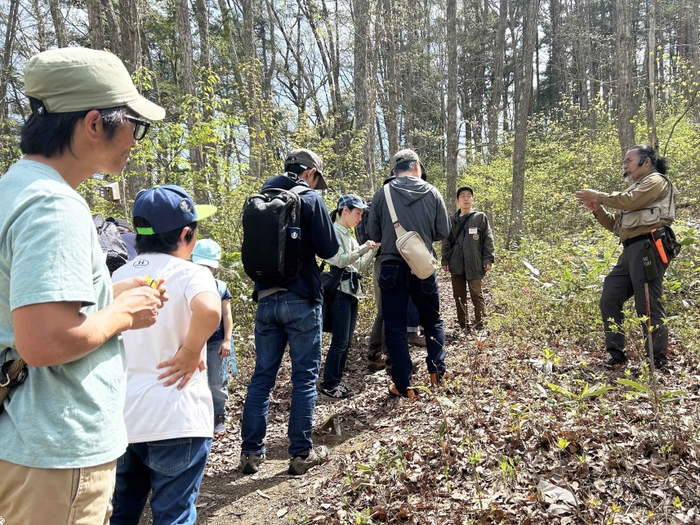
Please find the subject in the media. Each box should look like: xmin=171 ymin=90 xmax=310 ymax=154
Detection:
xmin=379 ymin=260 xmax=446 ymax=392
xmin=111 ymin=437 xmax=212 ymax=525
xmin=207 ymin=338 xmax=236 ymax=417
xmin=322 ymin=291 xmax=358 ymax=388
xmin=241 ymin=292 xmax=322 ymax=456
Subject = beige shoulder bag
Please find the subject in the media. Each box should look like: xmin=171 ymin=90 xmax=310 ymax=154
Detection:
xmin=383 ymin=184 xmax=438 ymax=280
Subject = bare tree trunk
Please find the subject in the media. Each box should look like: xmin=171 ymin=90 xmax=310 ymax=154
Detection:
xmin=103 ymin=0 xmax=122 ymax=54
xmin=646 ymin=0 xmax=658 ymax=151
xmin=380 ymin=0 xmax=399 ymax=156
xmin=241 ymin=0 xmax=263 ymax=178
xmin=487 ymin=0 xmax=507 ymax=160
xmin=193 ymin=0 xmax=211 ymax=72
xmin=48 ymin=0 xmax=68 ymax=47
xmin=353 ymin=0 xmax=376 ymax=182
xmin=31 ymin=0 xmax=48 ymax=51
xmin=506 ymin=0 xmax=539 ymax=249
xmin=120 ymin=0 xmax=146 ymax=201
xmin=87 ymin=0 xmax=105 ymax=49
xmin=614 ymin=0 xmax=635 ymax=157
xmin=1 ymin=0 xmax=19 ymax=123
xmin=119 ymin=0 xmax=141 ymax=73
xmin=445 ymin=0 xmax=458 ymax=201
xmin=175 ymin=0 xmax=204 ymax=174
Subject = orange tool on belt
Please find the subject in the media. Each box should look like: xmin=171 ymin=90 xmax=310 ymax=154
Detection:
xmin=650 ymin=229 xmax=668 ymax=264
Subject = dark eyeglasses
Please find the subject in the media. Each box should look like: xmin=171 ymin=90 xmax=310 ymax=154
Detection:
xmin=123 ymin=115 xmax=151 ymax=141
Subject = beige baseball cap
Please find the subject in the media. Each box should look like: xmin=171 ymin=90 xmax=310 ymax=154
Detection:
xmin=24 ymin=47 xmax=165 ymax=121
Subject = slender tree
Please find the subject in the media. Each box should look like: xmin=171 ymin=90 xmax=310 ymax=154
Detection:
xmin=614 ymin=0 xmax=636 ymax=156
xmin=446 ymin=0 xmax=458 ymax=201
xmin=507 ymin=0 xmax=540 ymax=249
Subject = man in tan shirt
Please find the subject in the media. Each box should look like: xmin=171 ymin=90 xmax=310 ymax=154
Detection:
xmin=576 ymin=144 xmax=677 ymax=369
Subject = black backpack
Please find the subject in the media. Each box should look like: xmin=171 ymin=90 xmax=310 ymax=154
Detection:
xmin=354 ymin=198 xmax=372 ymax=245
xmin=93 ymin=215 xmax=130 ymax=275
xmin=241 ymin=185 xmax=311 ymax=287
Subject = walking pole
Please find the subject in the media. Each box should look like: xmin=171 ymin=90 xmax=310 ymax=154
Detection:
xmin=640 ymin=241 xmax=660 ymax=405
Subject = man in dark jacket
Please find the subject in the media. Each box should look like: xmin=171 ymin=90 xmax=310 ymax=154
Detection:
xmin=240 ymin=148 xmax=339 ymax=475
xmin=441 ymin=186 xmax=495 ymax=331
xmin=368 ymin=149 xmax=450 ymax=397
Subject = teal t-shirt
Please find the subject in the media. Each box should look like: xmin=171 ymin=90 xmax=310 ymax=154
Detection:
xmin=0 ymin=159 xmax=127 ymax=469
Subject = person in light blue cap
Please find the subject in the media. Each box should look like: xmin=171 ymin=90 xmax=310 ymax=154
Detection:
xmin=192 ymin=239 xmax=238 ymax=437
xmin=319 ymin=194 xmax=380 ymax=399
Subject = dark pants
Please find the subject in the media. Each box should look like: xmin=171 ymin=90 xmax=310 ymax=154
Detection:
xmin=379 ymin=260 xmax=446 ymax=392
xmin=369 ymin=258 xmax=422 ymax=356
xmin=450 ymin=274 xmax=485 ymax=328
xmin=600 ymin=239 xmax=668 ymax=362
xmin=322 ymin=291 xmax=358 ymax=388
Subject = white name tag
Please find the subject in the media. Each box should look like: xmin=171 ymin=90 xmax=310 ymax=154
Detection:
xmin=469 ymin=227 xmax=478 ymax=235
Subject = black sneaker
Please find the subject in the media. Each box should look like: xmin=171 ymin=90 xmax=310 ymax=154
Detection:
xmin=604 ymin=353 xmax=628 ymax=367
xmin=653 ymin=357 xmax=668 ymax=370
xmin=319 ymin=382 xmax=355 ymax=399
xmin=288 ymin=445 xmax=329 ymax=475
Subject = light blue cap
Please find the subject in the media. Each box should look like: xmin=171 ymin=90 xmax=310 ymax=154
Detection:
xmin=192 ymin=239 xmax=221 ymax=268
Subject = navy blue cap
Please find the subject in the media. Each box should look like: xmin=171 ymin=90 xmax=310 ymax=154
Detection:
xmin=337 ymin=193 xmax=368 ymax=211
xmin=133 ymin=185 xmax=217 ymax=235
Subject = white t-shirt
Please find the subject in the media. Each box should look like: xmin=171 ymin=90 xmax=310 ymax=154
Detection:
xmin=112 ymin=253 xmax=218 ymax=443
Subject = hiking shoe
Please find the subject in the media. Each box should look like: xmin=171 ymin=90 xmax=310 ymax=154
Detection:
xmin=367 ymin=353 xmax=386 ymax=372
xmin=239 ymin=453 xmax=264 ymax=474
xmin=604 ymin=353 xmax=628 ymax=367
xmin=429 ymin=372 xmax=448 ymax=386
xmin=319 ymin=382 xmax=355 ymax=399
xmin=407 ymin=333 xmax=427 ymax=347
xmin=214 ymin=415 xmax=226 ymax=437
xmin=388 ymin=384 xmax=416 ymax=399
xmin=288 ymin=445 xmax=329 ymax=475
xmin=653 ymin=357 xmax=668 ymax=370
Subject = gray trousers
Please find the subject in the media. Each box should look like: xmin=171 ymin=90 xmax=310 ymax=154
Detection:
xmin=368 ymin=257 xmax=384 ymax=357
xmin=600 ymin=239 xmax=668 ymax=361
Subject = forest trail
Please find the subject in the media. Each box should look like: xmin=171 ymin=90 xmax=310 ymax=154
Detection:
xmin=149 ymin=274 xmax=699 ymax=524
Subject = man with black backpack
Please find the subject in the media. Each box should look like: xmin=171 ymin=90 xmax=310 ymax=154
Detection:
xmin=239 ymin=148 xmax=339 ymax=476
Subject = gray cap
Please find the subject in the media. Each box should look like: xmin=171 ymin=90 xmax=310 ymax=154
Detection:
xmin=285 ymin=148 xmax=328 ymax=190
xmin=390 ymin=148 xmax=426 ymax=180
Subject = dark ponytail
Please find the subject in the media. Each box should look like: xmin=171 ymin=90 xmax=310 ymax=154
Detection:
xmin=629 ymin=144 xmax=668 ymax=175
xmin=330 ymin=205 xmax=357 ymax=223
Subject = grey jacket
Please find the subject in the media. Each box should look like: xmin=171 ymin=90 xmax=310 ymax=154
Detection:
xmin=368 ymin=176 xmax=450 ymax=263
xmin=441 ymin=209 xmax=495 ymax=280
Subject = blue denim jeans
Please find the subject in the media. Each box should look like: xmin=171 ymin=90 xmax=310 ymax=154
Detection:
xmin=379 ymin=260 xmax=446 ymax=393
xmin=207 ymin=338 xmax=236 ymax=417
xmin=111 ymin=437 xmax=212 ymax=525
xmin=322 ymin=291 xmax=358 ymax=388
xmin=241 ymin=292 xmax=322 ymax=457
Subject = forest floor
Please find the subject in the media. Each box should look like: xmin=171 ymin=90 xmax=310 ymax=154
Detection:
xmin=182 ymin=274 xmax=699 ymax=525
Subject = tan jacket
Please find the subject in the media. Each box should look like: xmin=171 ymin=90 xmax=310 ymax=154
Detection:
xmin=593 ymin=172 xmax=677 ymax=241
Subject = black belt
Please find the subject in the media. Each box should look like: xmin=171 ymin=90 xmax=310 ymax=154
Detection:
xmin=622 ymin=233 xmax=651 ymax=248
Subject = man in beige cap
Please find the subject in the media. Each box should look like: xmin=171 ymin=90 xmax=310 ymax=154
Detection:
xmin=0 ymin=48 xmax=166 ymax=524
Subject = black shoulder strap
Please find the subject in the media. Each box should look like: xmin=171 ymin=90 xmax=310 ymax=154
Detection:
xmin=453 ymin=212 xmax=475 ymax=241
